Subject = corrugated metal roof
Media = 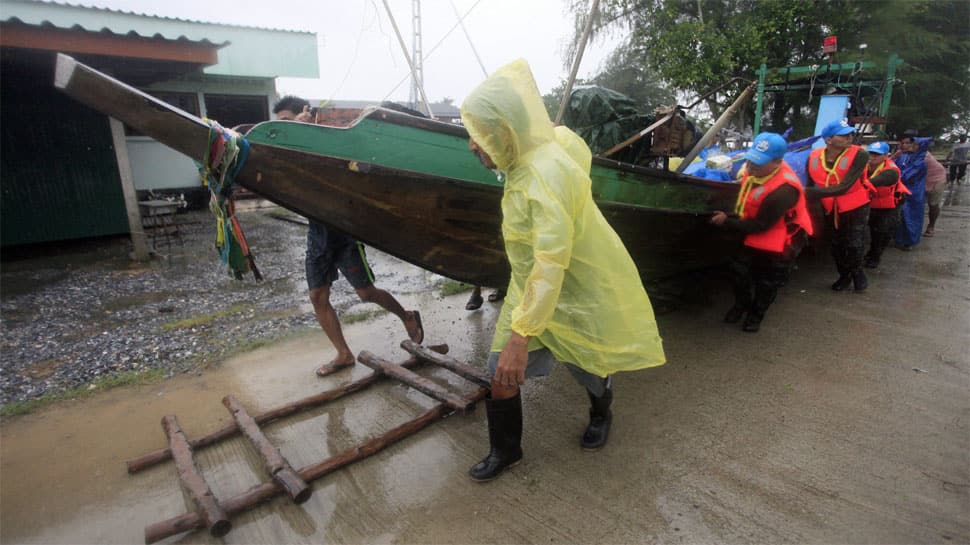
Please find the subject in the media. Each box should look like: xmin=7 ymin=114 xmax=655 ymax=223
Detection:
xmin=2 ymin=0 xmax=319 ymax=78
xmin=4 ymin=0 xmax=314 ymax=35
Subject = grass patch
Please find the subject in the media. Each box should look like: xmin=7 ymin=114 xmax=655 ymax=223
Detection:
xmin=0 ymin=368 xmax=166 ymax=418
xmin=343 ymin=308 xmax=388 ymax=324
xmin=439 ymin=280 xmax=474 ymax=297
xmin=160 ymin=302 xmax=253 ymax=331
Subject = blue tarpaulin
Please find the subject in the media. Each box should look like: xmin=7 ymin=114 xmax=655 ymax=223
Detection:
xmin=684 ymin=134 xmax=820 ymax=185
xmin=894 ymin=137 xmax=932 ymax=247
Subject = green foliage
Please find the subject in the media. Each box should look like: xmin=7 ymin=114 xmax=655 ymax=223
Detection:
xmin=860 ymin=0 xmax=970 ymax=136
xmin=571 ymin=0 xmax=970 ymax=137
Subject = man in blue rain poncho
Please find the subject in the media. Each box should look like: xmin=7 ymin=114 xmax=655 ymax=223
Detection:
xmin=893 ymin=134 xmax=931 ymax=250
xmin=460 ymin=59 xmax=666 ymax=482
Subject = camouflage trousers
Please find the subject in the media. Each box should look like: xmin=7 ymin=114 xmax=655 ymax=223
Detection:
xmin=827 ymin=204 xmax=870 ymax=275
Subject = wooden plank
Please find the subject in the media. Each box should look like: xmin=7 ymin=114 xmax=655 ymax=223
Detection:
xmin=357 ymin=351 xmax=471 ymax=413
xmin=107 ymin=117 xmax=149 ymax=260
xmin=144 ymin=387 xmax=488 ymax=544
xmin=222 ymin=396 xmax=311 ymax=504
xmin=126 ymin=344 xmax=449 ymax=473
xmin=54 ymin=53 xmax=211 ymax=162
xmin=399 ymin=340 xmax=491 ymax=388
xmin=160 ymin=415 xmax=231 ymax=538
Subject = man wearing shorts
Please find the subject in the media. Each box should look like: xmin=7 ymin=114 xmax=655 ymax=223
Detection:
xmin=923 ymin=151 xmax=947 ymax=237
xmin=274 ymin=97 xmax=424 ymax=376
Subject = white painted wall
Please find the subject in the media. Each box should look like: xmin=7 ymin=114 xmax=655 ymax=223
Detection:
xmin=126 ymin=75 xmax=278 ymax=191
xmin=126 ymin=137 xmax=201 ymax=191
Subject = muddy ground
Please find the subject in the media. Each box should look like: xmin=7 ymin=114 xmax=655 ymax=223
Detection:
xmin=1 ymin=188 xmax=968 ymax=544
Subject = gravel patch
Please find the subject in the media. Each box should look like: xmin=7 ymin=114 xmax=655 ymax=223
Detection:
xmin=0 ymin=206 xmax=448 ymax=406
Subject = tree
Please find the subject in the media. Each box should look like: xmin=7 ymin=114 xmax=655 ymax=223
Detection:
xmin=590 ymin=47 xmax=675 ymax=110
xmin=858 ymin=0 xmax=970 ymax=138
xmin=568 ymin=0 xmax=970 ymax=138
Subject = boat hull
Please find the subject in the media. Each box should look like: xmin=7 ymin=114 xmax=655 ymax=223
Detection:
xmin=54 ymin=54 xmax=742 ymax=289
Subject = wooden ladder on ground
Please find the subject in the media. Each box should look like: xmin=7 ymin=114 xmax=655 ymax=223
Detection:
xmin=128 ymin=341 xmax=489 ymax=544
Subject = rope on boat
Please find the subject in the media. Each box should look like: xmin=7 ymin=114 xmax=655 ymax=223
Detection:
xmin=198 ymin=120 xmax=262 ymax=281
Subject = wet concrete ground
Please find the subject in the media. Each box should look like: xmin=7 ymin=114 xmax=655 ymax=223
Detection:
xmin=1 ymin=186 xmax=968 ymax=544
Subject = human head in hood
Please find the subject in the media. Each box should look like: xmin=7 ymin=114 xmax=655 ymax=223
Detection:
xmin=461 ymin=59 xmax=556 ymax=171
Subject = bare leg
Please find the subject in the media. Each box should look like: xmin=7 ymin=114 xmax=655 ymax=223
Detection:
xmin=356 ymin=285 xmax=423 ymax=343
xmin=927 ymin=204 xmax=940 ymax=234
xmin=466 ymin=286 xmax=484 ymax=310
xmin=488 ymin=287 xmax=507 ymax=302
xmin=310 ymin=285 xmax=356 ymax=376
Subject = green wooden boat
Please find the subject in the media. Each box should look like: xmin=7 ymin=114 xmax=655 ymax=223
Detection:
xmin=54 ymin=54 xmax=741 ymax=288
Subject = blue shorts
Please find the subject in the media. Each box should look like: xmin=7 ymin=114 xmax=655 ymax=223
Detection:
xmin=305 ymin=221 xmax=374 ymax=290
xmin=486 ymin=348 xmax=611 ymax=397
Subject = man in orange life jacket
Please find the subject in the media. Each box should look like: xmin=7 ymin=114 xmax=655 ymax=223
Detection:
xmin=805 ymin=119 xmax=873 ymax=292
xmin=863 ymin=142 xmax=906 ymax=269
xmin=710 ymin=132 xmax=813 ymax=332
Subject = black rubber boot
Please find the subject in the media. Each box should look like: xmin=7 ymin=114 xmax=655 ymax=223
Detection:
xmin=742 ymin=311 xmax=763 ymax=332
xmin=853 ymin=270 xmax=868 ymax=292
xmin=469 ymin=393 xmax=523 ymax=482
xmin=723 ymin=305 xmax=746 ymax=324
xmin=581 ymin=386 xmax=613 ymax=450
xmin=831 ymin=275 xmax=853 ymax=291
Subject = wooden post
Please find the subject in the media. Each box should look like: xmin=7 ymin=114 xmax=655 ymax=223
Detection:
xmin=160 ymin=415 xmax=231 ymax=538
xmin=222 ymin=395 xmax=311 ymax=504
xmin=676 ymin=83 xmax=756 ymax=174
xmin=597 ymin=111 xmax=676 ymax=159
xmin=399 ymin=340 xmax=491 ymax=388
xmin=108 ymin=117 xmax=149 ymax=261
xmin=555 ymin=0 xmax=601 ymax=125
xmin=144 ymin=387 xmax=487 ymax=544
xmin=357 ymin=351 xmax=472 ymax=413
xmin=125 ymin=344 xmax=449 ymax=473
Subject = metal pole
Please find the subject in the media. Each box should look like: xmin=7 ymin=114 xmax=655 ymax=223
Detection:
xmin=880 ymin=53 xmax=902 ymax=121
xmin=450 ymin=0 xmax=488 ymax=77
xmin=676 ymin=83 xmax=755 ymax=174
xmin=382 ymin=0 xmax=435 ymax=118
xmin=410 ymin=0 xmax=424 ymax=110
xmin=554 ymin=0 xmax=600 ymax=125
xmin=753 ymin=63 xmax=766 ymax=135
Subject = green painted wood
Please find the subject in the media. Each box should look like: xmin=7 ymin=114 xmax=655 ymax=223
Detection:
xmin=246 ymin=118 xmax=502 ymax=186
xmin=2 ymin=63 xmax=128 ymax=247
xmin=246 ymin=113 xmax=735 ymax=215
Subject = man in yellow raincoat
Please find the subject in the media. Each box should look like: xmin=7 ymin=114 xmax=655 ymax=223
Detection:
xmin=461 ymin=59 xmax=666 ymax=482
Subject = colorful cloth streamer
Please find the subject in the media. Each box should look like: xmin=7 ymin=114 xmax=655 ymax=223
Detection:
xmin=198 ymin=119 xmax=262 ymax=280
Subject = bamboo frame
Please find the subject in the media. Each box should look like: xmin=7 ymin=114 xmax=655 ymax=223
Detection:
xmin=222 ymin=395 xmax=311 ymax=504
xmin=161 ymin=415 xmax=231 ymax=538
xmin=145 ymin=387 xmax=487 ymax=544
xmin=357 ymin=351 xmax=472 ymax=413
xmin=125 ymin=344 xmax=449 ymax=473
xmin=399 ymin=340 xmax=491 ymax=388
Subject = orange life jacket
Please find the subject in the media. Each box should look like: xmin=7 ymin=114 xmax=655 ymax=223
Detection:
xmin=807 ymin=145 xmax=872 ymax=214
xmin=869 ymin=159 xmax=905 ymax=209
xmin=738 ymin=162 xmax=815 ymax=254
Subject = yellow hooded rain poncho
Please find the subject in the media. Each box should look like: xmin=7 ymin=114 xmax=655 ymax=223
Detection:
xmin=460 ymin=59 xmax=665 ymax=377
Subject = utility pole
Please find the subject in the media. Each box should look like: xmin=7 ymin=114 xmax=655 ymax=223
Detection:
xmin=410 ymin=0 xmax=424 ymax=112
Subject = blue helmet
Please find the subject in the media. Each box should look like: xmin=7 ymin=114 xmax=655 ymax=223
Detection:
xmin=866 ymin=141 xmax=890 ymax=155
xmin=744 ymin=133 xmax=787 ymax=166
xmin=820 ymin=118 xmax=857 ymax=138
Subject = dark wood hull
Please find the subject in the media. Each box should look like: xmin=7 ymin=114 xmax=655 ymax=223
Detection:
xmin=54 ymin=54 xmax=742 ymax=288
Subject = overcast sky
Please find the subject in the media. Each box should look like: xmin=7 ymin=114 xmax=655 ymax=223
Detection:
xmin=76 ymin=0 xmax=623 ymax=105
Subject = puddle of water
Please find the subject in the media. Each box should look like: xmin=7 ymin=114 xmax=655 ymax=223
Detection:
xmin=0 ymin=291 xmax=498 ymax=544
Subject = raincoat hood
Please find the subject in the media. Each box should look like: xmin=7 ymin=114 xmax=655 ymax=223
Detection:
xmin=461 ymin=59 xmax=665 ymax=377
xmin=461 ymin=59 xmax=555 ymax=171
